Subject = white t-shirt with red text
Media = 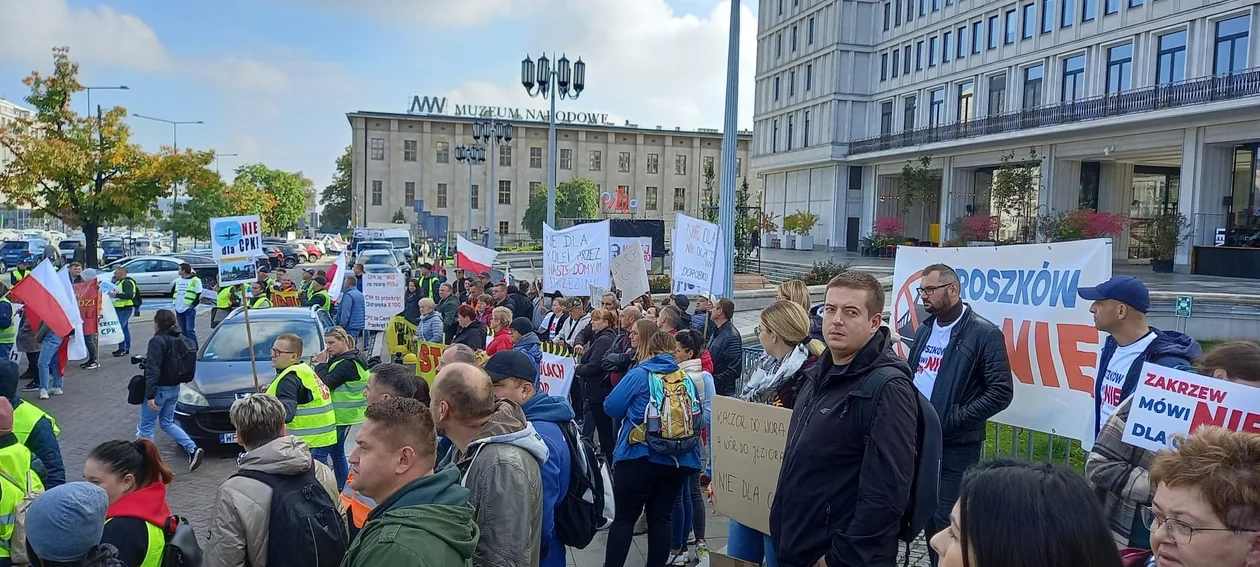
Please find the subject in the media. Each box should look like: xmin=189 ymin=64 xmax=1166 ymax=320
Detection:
xmin=1097 ymin=331 xmax=1157 ymax=426
xmin=913 ymin=309 xmax=964 ymax=399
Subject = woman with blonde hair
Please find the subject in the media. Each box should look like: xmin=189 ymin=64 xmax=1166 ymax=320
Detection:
xmin=777 ymin=279 xmax=822 ymax=341
xmin=486 ymin=306 xmax=515 ymax=355
xmin=415 ymin=297 xmax=443 ymax=343
xmin=312 ymin=325 xmax=369 ymax=489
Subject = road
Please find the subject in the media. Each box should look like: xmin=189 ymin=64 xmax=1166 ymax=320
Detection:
xmin=34 ymin=302 xmax=929 ymax=567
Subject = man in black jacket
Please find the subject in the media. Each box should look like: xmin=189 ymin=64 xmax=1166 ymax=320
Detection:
xmin=904 ymin=263 xmax=1013 ymax=565
xmin=771 ymin=271 xmax=919 ymax=567
xmin=705 ymin=297 xmax=742 ymax=396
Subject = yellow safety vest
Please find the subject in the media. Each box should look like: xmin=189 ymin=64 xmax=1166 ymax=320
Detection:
xmin=113 ymin=278 xmax=138 ymax=308
xmin=215 ymin=287 xmax=233 ymax=308
xmin=104 ymin=518 xmax=164 ymax=567
xmin=265 ymin=363 xmax=337 ymax=448
xmin=0 ymin=297 xmax=14 ymax=345
xmin=309 ymin=289 xmax=331 ymax=312
xmin=250 ymin=296 xmax=271 ymax=309
xmin=327 ymin=358 xmax=369 ymax=426
xmin=172 ymin=276 xmax=201 ymax=308
xmin=8 ymin=269 xmax=29 ymax=286
xmin=11 ymin=401 xmax=59 ymax=445
xmin=0 ymin=439 xmax=44 ymax=559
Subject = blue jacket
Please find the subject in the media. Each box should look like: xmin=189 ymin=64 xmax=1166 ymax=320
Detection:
xmin=513 ymin=333 xmax=544 ymax=367
xmin=417 ymin=312 xmax=443 ymax=343
xmin=337 ymin=288 xmax=366 ymax=332
xmin=521 ymin=393 xmax=575 ymax=567
xmin=1093 ymin=327 xmax=1202 ymax=435
xmin=604 ymin=354 xmax=706 ymax=470
xmin=10 ymin=398 xmax=64 ymax=488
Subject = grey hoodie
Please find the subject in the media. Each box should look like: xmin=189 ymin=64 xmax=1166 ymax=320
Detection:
xmin=441 ymin=399 xmax=549 ymax=567
xmin=204 ymin=436 xmax=344 ymax=567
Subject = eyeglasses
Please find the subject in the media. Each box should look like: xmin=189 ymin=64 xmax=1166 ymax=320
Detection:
xmin=916 ymin=284 xmax=953 ymax=297
xmin=270 ymin=348 xmax=298 ymax=357
xmin=1141 ymin=506 xmax=1254 ymax=545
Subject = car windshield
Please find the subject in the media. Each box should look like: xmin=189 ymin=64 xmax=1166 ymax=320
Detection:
xmin=101 ymin=240 xmax=122 ymax=248
xmin=358 ymin=242 xmax=391 ymax=251
xmin=202 ymin=318 xmax=322 ymax=362
xmin=0 ymin=241 xmax=27 ymax=251
xmin=387 ymin=237 xmax=411 ymax=249
xmin=59 ymin=241 xmax=78 ymax=250
xmin=359 ymin=252 xmax=395 ymax=265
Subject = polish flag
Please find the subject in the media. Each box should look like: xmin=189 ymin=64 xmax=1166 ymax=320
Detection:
xmin=325 ymin=252 xmax=347 ymax=301
xmin=456 ymin=236 xmax=498 ymax=276
xmin=8 ymin=260 xmax=87 ymax=367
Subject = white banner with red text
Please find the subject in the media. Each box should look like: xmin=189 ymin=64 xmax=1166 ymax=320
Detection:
xmin=1122 ymin=362 xmax=1260 ymax=450
xmin=537 ymin=350 xmax=577 ymax=400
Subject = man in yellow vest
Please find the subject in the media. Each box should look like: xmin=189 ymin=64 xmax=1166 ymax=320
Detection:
xmin=0 ymin=360 xmax=63 ymax=488
xmin=110 ymin=266 xmax=139 ymax=357
xmin=303 ymin=276 xmax=332 ymax=312
xmin=266 ymin=333 xmax=337 ymax=466
xmin=172 ymin=263 xmax=202 ymax=346
xmin=0 ymin=396 xmax=45 ymax=563
xmin=7 ymin=260 xmax=29 ymax=288
xmin=211 ymin=284 xmax=235 ymax=328
xmin=0 ymin=281 xmax=14 ymax=362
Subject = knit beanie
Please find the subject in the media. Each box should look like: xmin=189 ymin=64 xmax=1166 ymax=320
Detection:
xmin=26 ymin=482 xmax=110 ymax=562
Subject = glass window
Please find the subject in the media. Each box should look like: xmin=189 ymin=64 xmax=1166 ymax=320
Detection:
xmin=920 ymin=0 xmax=927 ymax=16
xmin=498 ymin=180 xmax=512 ymax=205
xmin=1083 ymin=0 xmax=1096 ymax=21
xmin=1214 ymin=14 xmax=1251 ymax=75
xmin=787 ymin=117 xmax=795 ymax=151
xmin=1006 ymin=10 xmax=1017 ymax=43
xmin=929 ymin=88 xmax=945 ymax=126
xmin=404 ymin=181 xmax=415 ymax=204
xmin=437 ymin=183 xmax=448 ymax=208
xmin=403 ymin=140 xmax=417 ymax=162
xmin=928 ymin=37 xmax=937 ymax=67
xmin=1023 ymin=3 xmax=1035 ymax=38
xmin=499 ymin=145 xmax=512 ymax=166
xmin=989 ymin=73 xmax=1007 ymax=115
xmin=790 ymin=70 xmax=797 ymax=95
xmin=804 ymin=111 xmax=811 ymax=146
xmin=776 ymin=33 xmax=783 ymax=57
xmin=205 ymin=320 xmax=323 ymax=362
xmin=893 ymin=49 xmax=901 ymax=76
xmin=673 ymin=188 xmax=687 ymax=211
xmin=1062 ymin=54 xmax=1086 ymax=102
xmin=498 ymin=221 xmax=509 ymax=235
xmin=895 ymin=1 xmax=901 ymax=25
xmin=371 ymin=180 xmax=382 ymax=206
xmin=370 ymin=138 xmax=385 ymax=160
xmin=904 ymin=95 xmax=917 ymax=130
xmin=973 ymin=21 xmax=983 ymax=53
xmin=530 ymin=146 xmax=543 ymax=168
xmin=943 ymin=32 xmax=952 ymax=62
xmin=1023 ymin=64 xmax=1044 ymax=108
xmin=989 ymin=16 xmax=1000 ymax=48
xmin=1157 ymin=30 xmax=1188 ymax=84
xmin=435 ymin=141 xmax=449 ymax=163
xmin=882 ymin=53 xmax=889 ymax=79
xmin=904 ymin=45 xmax=912 ymax=73
xmin=675 ymin=154 xmax=688 ymax=175
xmin=646 ymin=187 xmax=659 ymax=210
xmin=1129 ymin=0 xmax=1142 ymax=7
xmin=772 ymin=119 xmax=779 ymax=152
xmin=907 ymin=0 xmax=915 ymax=20
xmin=917 ymin=41 xmax=925 ymax=70
xmin=1042 ymin=0 xmax=1054 ymax=32
xmin=958 ymin=80 xmax=975 ymax=122
xmin=932 ymin=0 xmax=940 ymax=10
xmin=881 ymin=102 xmax=894 ymax=135
xmin=884 ymin=3 xmax=891 ymax=30
xmin=809 ymin=17 xmax=816 ymax=42
xmin=559 ymin=148 xmax=572 ymax=170
xmin=471 ymin=184 xmax=479 ymax=209
xmin=1105 ymin=0 xmax=1118 ymax=13
xmin=958 ymin=26 xmax=968 ymax=58
xmin=1106 ymin=43 xmax=1133 ymax=93
xmin=1061 ymin=0 xmax=1073 ymax=28
xmin=792 ymin=25 xmax=799 ymax=50
xmin=775 ymin=76 xmax=781 ymax=100
xmin=590 ymin=150 xmax=602 ymax=171
xmin=806 ymin=64 xmax=813 ymax=89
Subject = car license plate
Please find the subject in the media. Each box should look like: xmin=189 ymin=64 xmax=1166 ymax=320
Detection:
xmin=220 ymin=433 xmax=238 ymax=444
xmin=235 ymin=392 xmax=253 ymax=400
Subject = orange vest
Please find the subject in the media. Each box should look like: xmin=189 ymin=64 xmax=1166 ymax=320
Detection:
xmin=340 ymin=473 xmax=376 ymax=530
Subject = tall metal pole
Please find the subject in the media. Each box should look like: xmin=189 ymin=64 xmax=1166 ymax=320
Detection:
xmin=489 ymin=136 xmax=498 ymax=249
xmin=467 ymin=160 xmax=475 ymax=239
xmin=546 ymin=67 xmax=558 ymax=229
xmin=718 ymin=0 xmax=740 ymax=299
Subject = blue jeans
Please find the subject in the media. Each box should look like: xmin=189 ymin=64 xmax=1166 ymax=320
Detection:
xmin=330 ymin=426 xmax=350 ymax=491
xmin=0 ymin=343 xmax=12 ymax=363
xmin=728 ymin=520 xmax=778 ymax=567
xmin=117 ymin=306 xmax=134 ymax=352
xmin=176 ymin=308 xmax=197 ymax=345
xmin=310 ymin=445 xmax=334 ymax=472
xmin=137 ymin=385 xmax=197 ymax=455
xmin=37 ymin=334 xmax=63 ymax=390
xmin=672 ymin=482 xmax=693 ymax=549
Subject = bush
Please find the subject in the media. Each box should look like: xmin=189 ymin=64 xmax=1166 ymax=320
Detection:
xmin=503 ymin=243 xmax=543 ymax=252
xmin=1037 ymin=209 xmax=1127 ymax=242
xmin=802 ymin=259 xmax=851 ymax=286
xmin=649 ymin=274 xmax=673 ymax=294
xmin=949 ymin=215 xmax=1000 ymax=243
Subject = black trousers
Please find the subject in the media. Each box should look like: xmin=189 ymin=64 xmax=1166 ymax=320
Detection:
xmin=604 ymin=457 xmax=693 ymax=567
xmin=927 ymin=442 xmax=984 ymax=566
xmin=586 ymin=397 xmax=616 ymax=459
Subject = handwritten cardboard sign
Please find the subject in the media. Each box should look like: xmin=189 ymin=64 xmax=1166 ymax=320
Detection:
xmin=538 ymin=351 xmax=576 ymax=399
xmin=610 ymin=236 xmax=652 ymax=264
xmin=611 ymin=243 xmax=650 ymax=302
xmin=672 ymin=213 xmax=720 ymax=293
xmin=543 ymin=220 xmax=611 ymax=295
xmin=710 ymin=396 xmax=791 ymax=535
xmin=1122 ymin=362 xmax=1260 ymax=451
xmin=362 ymin=272 xmax=406 ymax=331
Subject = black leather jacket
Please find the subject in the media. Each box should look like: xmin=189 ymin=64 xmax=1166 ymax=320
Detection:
xmin=905 ymin=304 xmax=1014 ymax=446
xmin=706 ymin=319 xmax=743 ymax=396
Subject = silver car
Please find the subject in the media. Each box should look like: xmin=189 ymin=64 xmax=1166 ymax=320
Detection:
xmin=107 ymin=255 xmax=216 ymax=296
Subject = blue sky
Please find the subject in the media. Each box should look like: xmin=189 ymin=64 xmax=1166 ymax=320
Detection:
xmin=0 ymin=0 xmax=757 ymax=196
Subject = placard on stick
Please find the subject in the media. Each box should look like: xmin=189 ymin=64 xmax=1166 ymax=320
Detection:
xmin=710 ymin=396 xmax=791 ymax=535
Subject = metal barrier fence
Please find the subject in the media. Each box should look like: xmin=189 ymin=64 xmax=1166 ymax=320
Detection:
xmin=739 ymin=347 xmax=1085 ymax=471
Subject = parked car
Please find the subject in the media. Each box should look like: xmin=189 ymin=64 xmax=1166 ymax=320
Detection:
xmin=277 ymin=243 xmax=305 ymax=268
xmin=100 ymin=238 xmax=128 ymax=264
xmin=391 ymin=249 xmax=413 ymax=274
xmin=262 ymin=245 xmax=284 ymax=270
xmin=0 ymin=239 xmax=56 ymax=271
xmin=357 ymin=249 xmax=400 ymax=271
xmin=105 ymin=255 xmax=218 ymax=296
xmin=174 ymin=306 xmax=334 ymax=446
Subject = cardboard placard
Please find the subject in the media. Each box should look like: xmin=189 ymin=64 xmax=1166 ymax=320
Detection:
xmin=710 ymin=396 xmax=791 ymax=535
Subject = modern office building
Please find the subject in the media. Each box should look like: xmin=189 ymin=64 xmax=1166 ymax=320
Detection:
xmin=753 ymin=0 xmax=1260 ymax=274
xmin=0 ymin=98 xmax=36 ymax=229
xmin=347 ymin=103 xmax=752 ymax=245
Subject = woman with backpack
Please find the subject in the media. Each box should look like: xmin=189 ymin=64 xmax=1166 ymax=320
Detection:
xmin=667 ymin=329 xmax=717 ymax=566
xmin=83 ymin=439 xmax=188 ymax=567
xmin=603 ymin=330 xmax=708 ymax=567
xmin=138 ymin=310 xmax=203 ymax=472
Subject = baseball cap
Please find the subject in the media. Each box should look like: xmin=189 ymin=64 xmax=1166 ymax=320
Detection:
xmin=565 ymin=297 xmax=584 ymax=310
xmin=509 ymin=317 xmax=534 ymax=336
xmin=303 ymin=268 xmax=315 ymax=275
xmin=483 ymin=350 xmax=539 ymax=384
xmin=420 ymin=262 xmax=434 ymax=270
xmin=1077 ymin=275 xmax=1150 ymax=313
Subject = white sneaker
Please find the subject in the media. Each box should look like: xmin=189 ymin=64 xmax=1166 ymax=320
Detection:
xmin=49 ymin=388 xmax=63 ymax=395
xmin=38 ymin=389 xmax=49 ymax=400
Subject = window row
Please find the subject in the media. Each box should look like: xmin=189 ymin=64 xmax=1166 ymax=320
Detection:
xmin=368 ymin=181 xmax=700 ymax=214
xmin=768 ymin=109 xmax=814 ymax=153
xmin=369 ymin=140 xmax=743 ymax=176
xmin=772 ymin=63 xmax=816 ymax=102
xmin=774 ymin=15 xmax=817 ymax=59
xmin=883 ymin=0 xmax=1155 ymax=34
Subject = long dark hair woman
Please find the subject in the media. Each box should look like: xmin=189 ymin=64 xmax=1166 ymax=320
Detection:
xmin=930 ymin=459 xmax=1122 ymax=567
xmin=84 ymin=439 xmax=182 ymax=567
xmin=403 ymin=279 xmax=422 ymax=324
xmin=575 ymin=308 xmax=620 ymax=457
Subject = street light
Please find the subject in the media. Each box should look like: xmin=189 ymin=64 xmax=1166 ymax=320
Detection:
xmin=521 ymin=52 xmax=586 ymax=228
xmin=213 ymin=153 xmax=239 ymax=175
xmin=83 ymin=85 xmax=128 ymax=116
xmin=455 ymin=144 xmax=486 ymax=241
xmin=132 ymin=114 xmax=205 ymax=251
xmin=473 ymin=120 xmax=513 ymax=249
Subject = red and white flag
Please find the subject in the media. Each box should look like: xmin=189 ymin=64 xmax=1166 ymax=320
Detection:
xmin=8 ymin=259 xmax=87 ymax=367
xmin=456 ymin=235 xmax=498 ymax=276
xmin=324 ymin=251 xmax=347 ymax=301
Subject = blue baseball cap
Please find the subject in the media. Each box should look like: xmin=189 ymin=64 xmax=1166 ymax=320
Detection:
xmin=1077 ymin=275 xmax=1150 ymax=313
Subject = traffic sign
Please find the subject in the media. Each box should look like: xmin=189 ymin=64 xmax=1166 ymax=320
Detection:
xmin=1175 ymin=295 xmax=1193 ymax=318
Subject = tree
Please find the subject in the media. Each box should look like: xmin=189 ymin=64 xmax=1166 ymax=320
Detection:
xmin=233 ymin=163 xmax=307 ymax=234
xmin=0 ymin=47 xmax=191 ymax=268
xmin=392 ymin=208 xmax=407 ymax=223
xmin=521 ymin=177 xmax=600 ymax=240
xmin=160 ymin=173 xmax=277 ymax=241
xmin=319 ymin=146 xmax=352 ymax=231
xmin=899 ymin=155 xmax=939 ymax=215
xmin=702 ymin=159 xmax=718 ymax=224
xmin=992 ymin=147 xmax=1042 ymax=242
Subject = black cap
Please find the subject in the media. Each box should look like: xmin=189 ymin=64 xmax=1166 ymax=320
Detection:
xmin=483 ymin=350 xmax=538 ymax=385
xmin=314 ymin=275 xmax=327 ymax=286
xmin=509 ymin=317 xmax=533 ymax=336
xmin=420 ymin=262 xmax=434 ymax=270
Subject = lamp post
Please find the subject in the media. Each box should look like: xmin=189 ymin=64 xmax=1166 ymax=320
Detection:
xmin=83 ymin=85 xmax=128 ymax=117
xmin=718 ymin=0 xmax=740 ymax=298
xmin=473 ymin=120 xmax=514 ymax=249
xmin=521 ymin=52 xmax=586 ymax=228
xmin=132 ymin=114 xmax=204 ymax=251
xmin=455 ymin=144 xmax=486 ymax=240
xmin=213 ymin=152 xmax=239 ymax=176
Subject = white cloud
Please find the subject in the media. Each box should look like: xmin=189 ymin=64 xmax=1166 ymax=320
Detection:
xmin=0 ymin=0 xmax=171 ymax=71
xmin=286 ymin=0 xmax=542 ymax=28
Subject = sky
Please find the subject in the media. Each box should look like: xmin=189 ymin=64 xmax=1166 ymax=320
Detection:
xmin=0 ymin=0 xmax=759 ymax=199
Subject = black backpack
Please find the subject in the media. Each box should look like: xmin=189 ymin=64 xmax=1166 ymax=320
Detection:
xmin=553 ymin=421 xmax=608 ymax=549
xmin=854 ymin=367 xmax=943 ymax=545
xmin=166 ymin=335 xmax=198 ymax=384
xmin=232 ymin=467 xmax=347 ymax=567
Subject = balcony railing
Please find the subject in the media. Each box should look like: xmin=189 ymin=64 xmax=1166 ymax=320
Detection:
xmin=849 ymin=67 xmax=1260 ymax=155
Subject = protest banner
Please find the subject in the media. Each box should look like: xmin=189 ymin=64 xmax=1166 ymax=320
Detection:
xmin=711 ymin=396 xmax=791 ymax=535
xmin=7 ymin=309 xmax=20 ymax=362
xmin=538 ymin=350 xmax=577 ymax=399
xmin=611 ymin=243 xmax=650 ymax=302
xmin=672 ymin=214 xmax=720 ymax=292
xmin=271 ymin=290 xmax=301 ymax=307
xmin=362 ymin=272 xmax=406 ymax=331
xmin=91 ymin=275 xmax=122 ymax=347
xmin=610 ymin=237 xmax=652 ymax=264
xmin=384 ymin=315 xmax=419 ymax=356
xmin=414 ymin=340 xmax=445 ymax=386
xmin=1122 ymin=362 xmax=1260 ymax=451
xmin=543 ymin=220 xmax=611 ymax=295
xmin=891 ymin=239 xmax=1112 ymax=449
xmin=210 ymin=215 xmax=265 ymax=260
